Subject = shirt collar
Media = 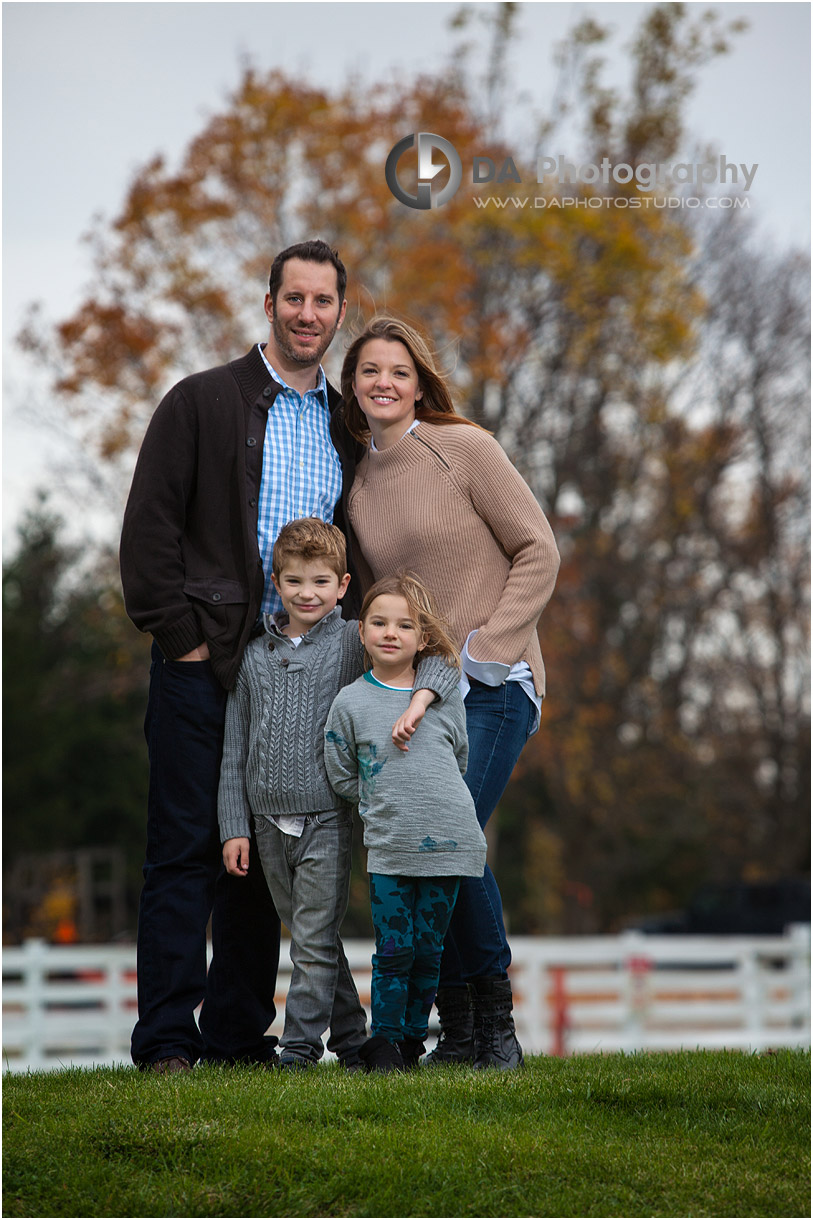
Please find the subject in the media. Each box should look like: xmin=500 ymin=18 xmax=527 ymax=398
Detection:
xmin=370 ymin=418 xmax=420 ymax=453
xmin=264 ymin=604 xmax=342 ymax=641
xmin=257 ymin=343 xmax=328 ymax=404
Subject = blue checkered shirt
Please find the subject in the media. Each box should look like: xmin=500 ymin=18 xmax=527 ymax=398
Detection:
xmin=256 ymin=344 xmax=343 ymax=613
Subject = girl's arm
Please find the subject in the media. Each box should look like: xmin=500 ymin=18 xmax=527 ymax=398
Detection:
xmin=324 ymin=697 xmax=361 ymax=804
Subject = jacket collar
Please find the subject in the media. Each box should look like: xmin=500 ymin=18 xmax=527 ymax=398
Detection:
xmin=230 ymin=345 xmax=341 ymax=413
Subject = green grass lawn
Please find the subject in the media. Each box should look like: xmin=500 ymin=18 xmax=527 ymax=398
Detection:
xmin=3 ymin=1050 xmax=809 ymax=1218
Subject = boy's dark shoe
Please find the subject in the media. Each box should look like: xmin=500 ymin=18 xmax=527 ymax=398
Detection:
xmin=358 ymin=1035 xmax=404 ymax=1074
xmin=470 ymin=977 xmax=524 ymax=1070
xmin=399 ymin=1036 xmax=426 ymax=1069
xmin=339 ymin=1050 xmax=366 ymax=1074
xmin=279 ymin=1055 xmax=313 ymax=1072
xmin=424 ymin=986 xmax=475 ymax=1066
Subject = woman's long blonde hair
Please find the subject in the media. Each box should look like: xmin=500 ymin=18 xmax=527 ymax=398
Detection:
xmin=340 ymin=315 xmax=486 ymax=445
xmin=359 ymin=572 xmax=461 ymax=672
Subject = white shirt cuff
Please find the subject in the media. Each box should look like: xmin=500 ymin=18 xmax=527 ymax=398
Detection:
xmin=461 ymin=630 xmax=511 ymax=687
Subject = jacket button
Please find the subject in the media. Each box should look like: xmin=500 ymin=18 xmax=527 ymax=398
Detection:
xmin=246 ymin=436 xmax=257 ymax=447
xmin=249 ymin=497 xmax=257 ymax=508
xmin=280 ymin=658 xmax=289 ymax=668
xmin=262 ymin=386 xmax=274 ymax=398
xmin=212 ymin=592 xmax=222 ymax=602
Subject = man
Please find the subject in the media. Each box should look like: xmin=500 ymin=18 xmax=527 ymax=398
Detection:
xmin=120 ymin=239 xmax=360 ymax=1072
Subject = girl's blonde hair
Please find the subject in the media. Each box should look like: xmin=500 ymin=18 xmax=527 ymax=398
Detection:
xmin=340 ymin=314 xmax=487 ymax=445
xmin=359 ymin=573 xmax=461 ymax=672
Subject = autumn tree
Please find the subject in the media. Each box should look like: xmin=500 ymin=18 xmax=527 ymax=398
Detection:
xmin=15 ymin=4 xmax=809 ymax=931
xmin=491 ymin=8 xmax=809 ymax=928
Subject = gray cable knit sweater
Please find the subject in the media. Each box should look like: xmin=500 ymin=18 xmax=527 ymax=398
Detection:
xmin=324 ymin=673 xmax=487 ymax=878
xmin=217 ymin=606 xmax=458 ymax=842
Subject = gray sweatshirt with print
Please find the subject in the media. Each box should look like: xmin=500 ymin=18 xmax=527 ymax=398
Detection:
xmin=217 ymin=607 xmax=458 ymax=843
xmin=324 ymin=673 xmax=487 ymax=878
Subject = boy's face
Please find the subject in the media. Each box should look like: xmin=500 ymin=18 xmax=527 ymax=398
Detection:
xmin=271 ymin=558 xmax=350 ymax=636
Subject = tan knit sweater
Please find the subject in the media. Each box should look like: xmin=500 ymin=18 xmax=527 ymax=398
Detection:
xmin=348 ymin=422 xmax=560 ymax=697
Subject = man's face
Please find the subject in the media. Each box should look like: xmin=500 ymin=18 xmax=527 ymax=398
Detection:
xmin=264 ymin=258 xmax=347 ymax=371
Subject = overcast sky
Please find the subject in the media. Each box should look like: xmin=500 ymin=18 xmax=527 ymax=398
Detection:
xmin=2 ymin=1 xmax=810 ymax=545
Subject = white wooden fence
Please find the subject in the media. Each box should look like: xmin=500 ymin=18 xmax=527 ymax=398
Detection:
xmin=3 ymin=928 xmax=809 ymax=1072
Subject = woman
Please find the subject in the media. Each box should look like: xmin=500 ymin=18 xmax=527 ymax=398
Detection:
xmin=340 ymin=315 xmax=560 ymax=1070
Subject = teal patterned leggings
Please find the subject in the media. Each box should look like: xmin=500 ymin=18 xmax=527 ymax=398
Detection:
xmin=368 ymin=874 xmax=461 ymax=1042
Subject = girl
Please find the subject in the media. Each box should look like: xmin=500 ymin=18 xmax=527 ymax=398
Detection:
xmin=339 ymin=315 xmax=559 ymax=1069
xmin=324 ymin=573 xmax=487 ymax=1073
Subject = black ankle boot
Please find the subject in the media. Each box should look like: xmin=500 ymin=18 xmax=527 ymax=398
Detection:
xmin=399 ymin=1036 xmax=426 ymax=1070
xmin=470 ymin=976 xmax=524 ymax=1070
xmin=358 ymin=1035 xmax=404 ymax=1074
xmin=424 ymin=987 xmax=475 ymax=1066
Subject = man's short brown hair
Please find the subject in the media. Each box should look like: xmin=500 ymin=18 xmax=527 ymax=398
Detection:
xmin=268 ymin=240 xmax=347 ymax=307
xmin=272 ymin=517 xmax=347 ymax=581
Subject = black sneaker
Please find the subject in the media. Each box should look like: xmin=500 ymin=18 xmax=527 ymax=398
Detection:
xmin=399 ymin=1036 xmax=426 ymax=1069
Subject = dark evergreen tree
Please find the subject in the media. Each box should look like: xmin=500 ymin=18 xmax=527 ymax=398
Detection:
xmin=3 ymin=500 xmax=151 ymax=939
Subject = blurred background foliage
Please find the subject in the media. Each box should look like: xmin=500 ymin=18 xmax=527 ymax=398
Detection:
xmin=4 ymin=3 xmax=809 ymax=941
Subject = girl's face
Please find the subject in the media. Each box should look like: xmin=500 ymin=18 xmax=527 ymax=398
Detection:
xmin=359 ymin=594 xmax=428 ymax=671
xmin=352 ymin=339 xmax=423 ymax=440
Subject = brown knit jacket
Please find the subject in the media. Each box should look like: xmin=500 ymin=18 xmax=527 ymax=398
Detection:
xmin=347 ymin=422 xmax=560 ymax=697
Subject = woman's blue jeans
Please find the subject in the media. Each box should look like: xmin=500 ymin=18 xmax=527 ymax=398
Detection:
xmin=438 ymin=678 xmax=536 ymax=986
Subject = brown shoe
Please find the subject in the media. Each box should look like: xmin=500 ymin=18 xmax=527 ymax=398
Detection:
xmin=151 ymin=1056 xmax=192 ymax=1075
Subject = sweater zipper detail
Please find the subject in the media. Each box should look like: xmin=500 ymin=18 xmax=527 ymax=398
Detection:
xmin=411 ymin=432 xmax=452 ymax=470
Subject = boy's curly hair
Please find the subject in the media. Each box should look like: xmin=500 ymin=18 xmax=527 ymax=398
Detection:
xmin=272 ymin=518 xmax=347 ymax=581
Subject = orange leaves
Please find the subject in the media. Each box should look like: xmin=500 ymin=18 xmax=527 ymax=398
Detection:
xmin=55 ymin=303 xmax=172 ymax=396
xmin=43 ymin=62 xmax=713 ymax=466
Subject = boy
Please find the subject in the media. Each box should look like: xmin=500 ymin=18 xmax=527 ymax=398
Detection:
xmin=217 ymin=517 xmax=458 ymax=1069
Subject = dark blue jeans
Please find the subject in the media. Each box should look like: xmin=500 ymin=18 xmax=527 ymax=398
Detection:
xmin=438 ymin=679 xmax=536 ymax=986
xmin=130 ymin=644 xmax=281 ymax=1066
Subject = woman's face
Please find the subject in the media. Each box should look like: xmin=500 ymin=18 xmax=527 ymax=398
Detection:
xmin=352 ymin=338 xmax=423 ymax=441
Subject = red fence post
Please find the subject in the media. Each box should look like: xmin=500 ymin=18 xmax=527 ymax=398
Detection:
xmin=549 ymin=965 xmax=569 ymax=1057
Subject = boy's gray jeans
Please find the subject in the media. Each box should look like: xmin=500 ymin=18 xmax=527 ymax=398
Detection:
xmin=253 ymin=810 xmax=367 ymax=1063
